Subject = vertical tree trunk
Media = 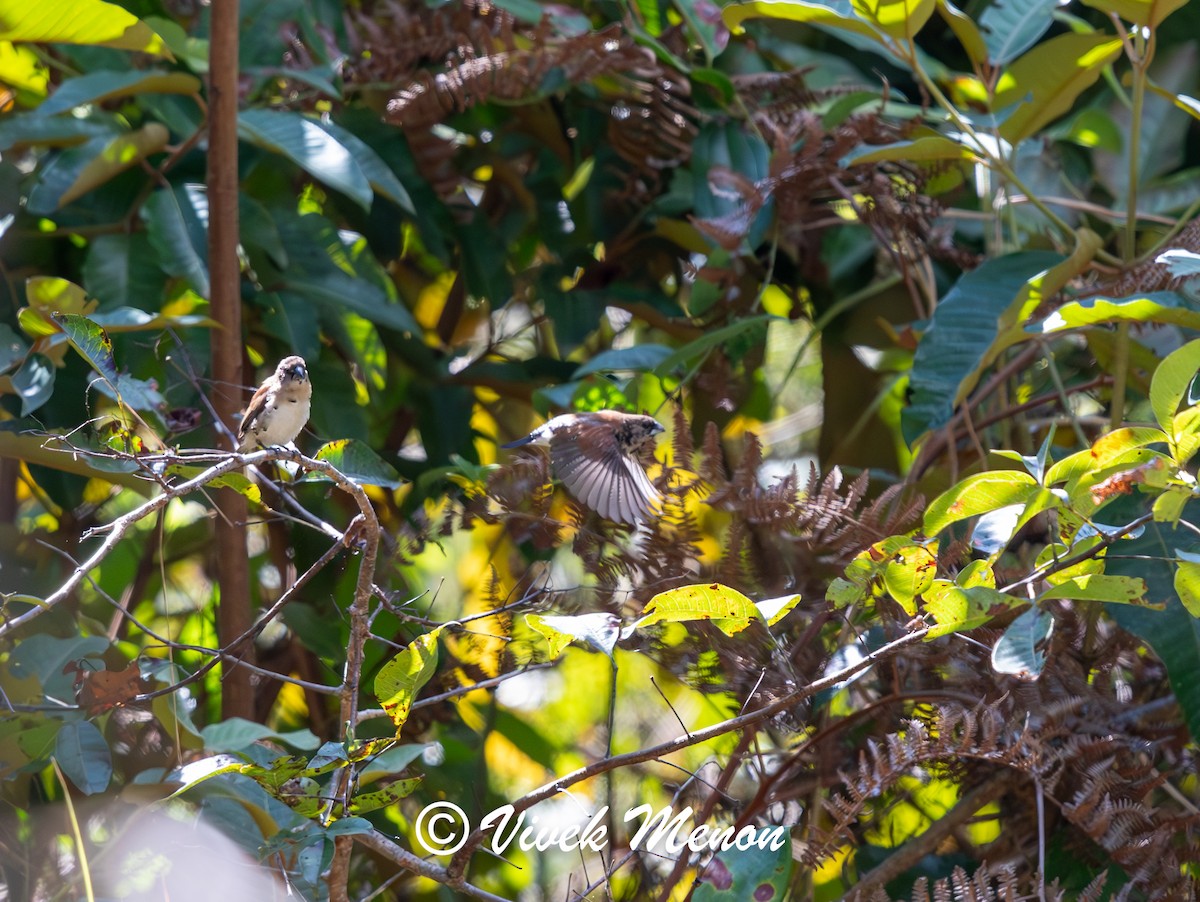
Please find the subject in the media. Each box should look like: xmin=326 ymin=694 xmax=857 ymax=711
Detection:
xmin=208 ymin=0 xmax=255 ymax=721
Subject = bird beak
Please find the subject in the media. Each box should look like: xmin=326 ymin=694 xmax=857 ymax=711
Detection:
xmin=290 ymin=365 xmax=307 ymax=380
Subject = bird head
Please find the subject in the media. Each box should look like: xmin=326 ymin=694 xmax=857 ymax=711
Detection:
xmin=278 ymin=356 xmax=308 ymax=384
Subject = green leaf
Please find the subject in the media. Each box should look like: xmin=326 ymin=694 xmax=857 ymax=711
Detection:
xmin=0 ymin=324 xmax=28 ymax=375
xmin=82 ymin=233 xmax=168 ymax=308
xmin=272 ymin=213 xmax=421 ymax=335
xmin=924 ymin=470 xmax=1039 ymax=535
xmin=1033 ymin=291 xmax=1200 ymax=334
xmin=1173 ymin=554 xmax=1200 ymax=617
xmin=312 ymin=118 xmax=414 ymax=213
xmin=165 ymin=464 xmax=262 ymax=503
xmin=632 ymin=582 xmax=764 ymax=637
xmin=526 ymin=612 xmax=621 ymax=659
xmin=882 ymin=543 xmax=937 ymax=615
xmin=54 ymin=720 xmax=112 ymax=795
xmin=1079 ymin=0 xmax=1189 ymax=27
xmin=348 ymin=778 xmax=423 ymax=815
xmin=691 ymin=121 xmax=772 ymax=249
xmin=1044 ymin=426 xmax=1169 ymax=485
xmin=654 ymin=315 xmax=775 ymax=377
xmin=8 ymin=353 xmax=54 ymax=415
xmin=996 ymin=35 xmax=1124 ymax=144
xmin=978 ymin=0 xmax=1055 ymax=65
xmin=53 ymin=313 xmax=116 ymax=383
xmin=200 ymin=717 xmax=321 ymax=753
xmin=142 ymin=184 xmax=210 ymax=297
xmin=1150 ymin=338 xmax=1200 ymax=435
xmin=850 ymin=0 xmax=936 ymax=40
xmin=1040 ymin=574 xmax=1156 ymax=606
xmin=38 ymin=70 xmax=199 ymax=116
xmin=691 ymin=832 xmax=793 ymax=902
xmin=846 ymin=135 xmax=979 ymax=165
xmin=0 ymin=0 xmax=170 ymax=56
xmin=27 ymin=125 xmax=170 ymax=213
xmin=0 ymin=113 xmax=118 ymax=150
xmin=924 ymin=583 xmax=1014 ymax=639
xmin=902 ymin=251 xmax=1063 ymax=444
xmin=308 ymin=439 xmax=405 ymax=488
xmin=937 ymin=0 xmax=987 ymax=67
xmin=239 ymin=109 xmax=372 ymax=211
xmin=374 ymin=627 xmax=443 ymax=731
xmin=1108 ymin=528 xmax=1200 ymax=739
xmin=758 ymin=593 xmax=802 ymax=626
xmin=326 ymin=815 xmax=380 ymax=834
xmin=574 ymin=344 xmax=675 ymax=378
xmin=991 ymin=606 xmax=1053 ymax=679
xmin=724 ymin=0 xmax=885 ymax=40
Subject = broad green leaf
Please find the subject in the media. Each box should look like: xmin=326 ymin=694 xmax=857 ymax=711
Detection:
xmin=0 ymin=113 xmax=117 ymax=150
xmin=82 ymin=233 xmax=168 ymax=308
xmin=1080 ymin=0 xmax=1188 ymax=27
xmin=1172 ymin=406 xmax=1200 ymax=465
xmin=1108 ymin=529 xmax=1200 ymax=740
xmin=0 ymin=324 xmax=27 ymax=374
xmin=90 ymin=306 xmax=215 ymax=332
xmin=924 ymin=470 xmax=1039 ymax=535
xmin=691 ymin=834 xmax=793 ymax=902
xmin=308 ymin=439 xmax=405 ymax=488
xmin=200 ymin=718 xmax=321 ymax=753
xmin=723 ymin=0 xmax=884 ymax=40
xmin=142 ymin=184 xmax=209 ymax=297
xmin=633 ymin=582 xmax=764 ymax=637
xmin=574 ymin=344 xmax=675 ymax=378
xmin=165 ymin=464 xmax=262 ymax=503
xmin=526 ymin=612 xmax=621 ymax=659
xmin=1174 ymin=554 xmax=1200 ymax=617
xmin=846 ymin=135 xmax=978 ymax=165
xmin=978 ymin=0 xmax=1055 ymax=65
xmin=1044 ymin=426 xmax=1169 ymax=485
xmin=654 ymin=315 xmax=775 ymax=377
xmin=25 ymin=275 xmax=94 ymax=316
xmin=924 ymin=583 xmax=1014 ymax=639
xmin=0 ymin=0 xmax=170 ymax=56
xmin=374 ymin=627 xmax=443 ymax=731
xmin=38 ymin=70 xmax=199 ymax=116
xmin=7 ymin=353 xmax=54 ymax=415
xmin=991 ymin=606 xmax=1053 ymax=678
xmin=1033 ymin=291 xmax=1200 ymax=334
xmin=239 ymin=194 xmax=287 ymax=268
xmin=27 ymin=124 xmax=169 ymax=212
xmin=758 ymin=593 xmax=802 ymax=626
xmin=901 ymin=251 xmax=1062 ymax=444
xmin=1150 ymin=338 xmax=1200 ymax=435
xmin=259 ymin=293 xmax=320 ymax=362
xmin=325 ymin=815 xmax=380 ymax=834
xmin=1040 ymin=574 xmax=1155 ymax=606
xmin=272 ymin=214 xmax=421 ymax=335
xmin=313 ymin=118 xmax=414 ymax=213
xmin=691 ymin=121 xmax=772 ymax=249
xmin=348 ymin=778 xmax=423 ymax=815
xmin=53 ymin=313 xmax=116 ymax=384
xmin=882 ymin=543 xmax=937 ymax=615
xmin=54 ymin=720 xmax=112 ymax=795
xmin=359 ymin=744 xmax=431 ymax=783
xmin=239 ymin=109 xmax=372 ymax=211
xmin=996 ymin=35 xmax=1123 ymax=144
xmin=850 ymin=0 xmax=935 ymax=40
xmin=936 ymin=0 xmax=986 ymax=67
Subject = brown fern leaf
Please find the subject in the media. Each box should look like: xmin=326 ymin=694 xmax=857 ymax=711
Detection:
xmin=699 ymin=421 xmax=727 ymax=486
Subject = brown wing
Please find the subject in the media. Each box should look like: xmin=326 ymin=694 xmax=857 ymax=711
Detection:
xmin=550 ymin=421 xmax=659 ymax=524
xmin=237 ymin=383 xmax=271 ymax=449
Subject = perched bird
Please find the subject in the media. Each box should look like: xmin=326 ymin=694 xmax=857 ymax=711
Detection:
xmin=237 ymin=356 xmax=312 ymax=452
xmin=502 ymin=410 xmax=665 ymax=524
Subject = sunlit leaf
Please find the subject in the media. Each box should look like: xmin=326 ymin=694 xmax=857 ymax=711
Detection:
xmin=309 ymin=439 xmax=405 ymax=488
xmin=996 ymin=35 xmax=1123 ymax=144
xmin=527 ymin=612 xmax=621 ymax=659
xmin=924 ymin=470 xmax=1039 ymax=535
xmin=632 ymin=582 xmax=763 ymax=637
xmin=724 ymin=0 xmax=884 ymax=40
xmin=1079 ymin=0 xmax=1189 ymax=27
xmin=1149 ymin=338 xmax=1200 ymax=435
xmin=1033 ymin=291 xmax=1200 ymax=334
xmin=374 ymin=627 xmax=443 ymax=731
xmin=0 ymin=0 xmax=170 ymax=56
xmin=1040 ymin=574 xmax=1156 ymax=606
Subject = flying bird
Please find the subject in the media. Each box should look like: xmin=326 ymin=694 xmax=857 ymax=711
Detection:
xmin=237 ymin=356 xmax=312 ymax=452
xmin=502 ymin=410 xmax=665 ymax=524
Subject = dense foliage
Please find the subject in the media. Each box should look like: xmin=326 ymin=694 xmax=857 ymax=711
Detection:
xmin=2 ymin=0 xmax=1200 ymax=898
